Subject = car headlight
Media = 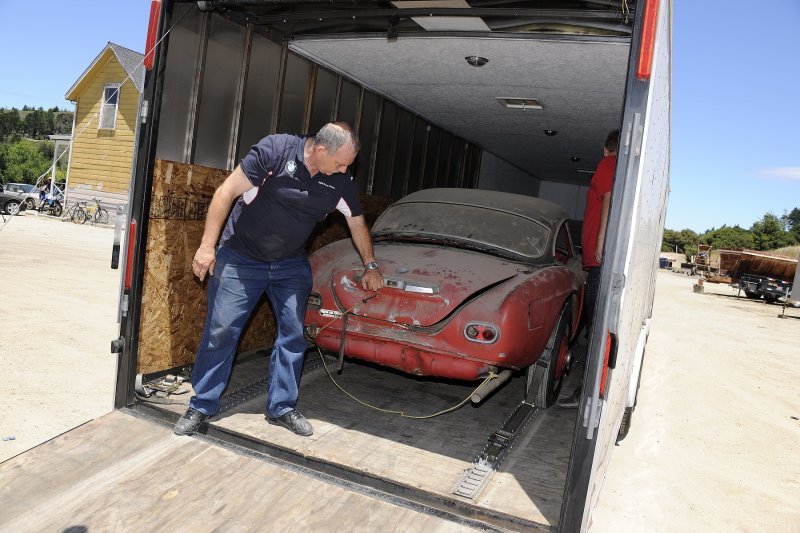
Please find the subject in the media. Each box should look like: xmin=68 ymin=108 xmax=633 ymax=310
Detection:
xmin=464 ymin=322 xmax=500 ymax=344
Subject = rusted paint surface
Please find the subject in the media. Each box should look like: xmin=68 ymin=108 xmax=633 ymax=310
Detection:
xmin=306 ymin=239 xmax=583 ymax=380
xmin=719 ymin=249 xmax=797 ymax=282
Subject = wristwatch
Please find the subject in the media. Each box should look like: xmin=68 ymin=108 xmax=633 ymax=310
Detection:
xmin=365 ymin=261 xmax=379 ymax=271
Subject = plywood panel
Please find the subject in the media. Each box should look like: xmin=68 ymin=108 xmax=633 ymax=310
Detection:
xmin=137 ymin=160 xmax=277 ymax=374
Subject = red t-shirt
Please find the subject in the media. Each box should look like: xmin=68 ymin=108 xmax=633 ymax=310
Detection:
xmin=581 ymin=155 xmax=616 ymax=268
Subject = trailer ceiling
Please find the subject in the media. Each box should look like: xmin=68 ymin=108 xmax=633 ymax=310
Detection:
xmin=197 ymin=0 xmax=636 ymax=185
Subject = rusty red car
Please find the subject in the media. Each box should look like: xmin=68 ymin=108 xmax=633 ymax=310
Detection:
xmin=304 ymin=188 xmax=585 ymax=407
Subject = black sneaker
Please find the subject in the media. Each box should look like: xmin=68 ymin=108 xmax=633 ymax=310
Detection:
xmin=174 ymin=407 xmax=209 ymax=436
xmin=267 ymin=409 xmax=313 ymax=436
xmin=557 ymin=387 xmax=582 ymax=409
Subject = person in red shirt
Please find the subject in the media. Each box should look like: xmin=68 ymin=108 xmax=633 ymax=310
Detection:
xmin=558 ymin=129 xmax=618 ymax=408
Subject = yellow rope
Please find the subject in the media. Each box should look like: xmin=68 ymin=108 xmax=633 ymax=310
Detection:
xmin=316 ymin=346 xmax=498 ymax=419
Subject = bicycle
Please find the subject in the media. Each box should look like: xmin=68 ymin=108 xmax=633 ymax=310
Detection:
xmin=61 ymin=200 xmax=80 ymax=222
xmin=71 ymin=198 xmax=109 ymax=225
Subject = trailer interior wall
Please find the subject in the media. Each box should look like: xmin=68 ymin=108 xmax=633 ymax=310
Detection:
xmin=153 ymin=4 xmax=483 ymax=196
xmin=478 ymin=152 xmax=540 ymax=197
xmin=539 ymin=180 xmax=590 ymax=220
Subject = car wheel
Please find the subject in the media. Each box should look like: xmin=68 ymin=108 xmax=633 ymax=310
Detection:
xmin=763 ymin=294 xmax=778 ymax=304
xmin=25 ymin=198 xmax=36 ymax=210
xmin=743 ymin=290 xmax=761 ymax=299
xmin=5 ymin=200 xmax=21 ymax=216
xmin=525 ymin=305 xmax=571 ymax=408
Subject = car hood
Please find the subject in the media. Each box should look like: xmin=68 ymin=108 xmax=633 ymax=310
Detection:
xmin=325 ymin=244 xmax=521 ymax=327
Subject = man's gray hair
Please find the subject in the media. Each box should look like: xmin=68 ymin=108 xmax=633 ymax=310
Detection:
xmin=313 ymin=122 xmax=360 ymax=153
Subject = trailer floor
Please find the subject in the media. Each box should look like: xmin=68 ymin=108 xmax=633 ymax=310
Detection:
xmin=0 ymin=410 xmax=484 ymax=532
xmin=148 ymin=352 xmax=578 ymax=529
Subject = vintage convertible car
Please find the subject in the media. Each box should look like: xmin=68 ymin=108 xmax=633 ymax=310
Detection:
xmin=304 ymin=188 xmax=585 ymax=406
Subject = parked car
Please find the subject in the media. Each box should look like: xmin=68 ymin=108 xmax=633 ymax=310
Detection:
xmin=0 ymin=183 xmax=29 ymax=215
xmin=5 ymin=182 xmax=64 ymax=210
xmin=304 ymin=188 xmax=585 ymax=407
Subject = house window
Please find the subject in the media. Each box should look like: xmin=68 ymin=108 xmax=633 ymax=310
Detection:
xmin=99 ymin=84 xmax=120 ymax=129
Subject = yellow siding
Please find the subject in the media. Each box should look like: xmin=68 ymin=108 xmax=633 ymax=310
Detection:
xmin=69 ymin=53 xmax=139 ymax=195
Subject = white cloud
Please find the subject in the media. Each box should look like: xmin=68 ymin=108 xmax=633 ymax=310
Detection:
xmin=752 ymin=167 xmax=800 ymax=182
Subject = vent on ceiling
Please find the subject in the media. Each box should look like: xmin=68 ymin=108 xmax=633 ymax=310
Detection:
xmin=496 ymin=97 xmax=543 ymax=110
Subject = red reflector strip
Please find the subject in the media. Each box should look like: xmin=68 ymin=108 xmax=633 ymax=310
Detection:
xmin=144 ymin=0 xmax=162 ymax=70
xmin=124 ymin=219 xmax=137 ymax=290
xmin=636 ymin=0 xmax=659 ymax=80
xmin=599 ymin=332 xmax=613 ymax=397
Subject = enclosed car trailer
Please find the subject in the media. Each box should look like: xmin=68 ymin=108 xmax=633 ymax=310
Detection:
xmin=3 ymin=1 xmax=671 ymax=531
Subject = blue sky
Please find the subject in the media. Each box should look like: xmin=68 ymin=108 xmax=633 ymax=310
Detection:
xmin=1 ymin=1 xmax=797 ymax=234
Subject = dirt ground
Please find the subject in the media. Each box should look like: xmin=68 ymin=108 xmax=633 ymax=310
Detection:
xmin=592 ymin=269 xmax=800 ymax=531
xmin=0 ymin=212 xmax=119 ymax=462
xmin=1 ymin=213 xmax=798 ymax=530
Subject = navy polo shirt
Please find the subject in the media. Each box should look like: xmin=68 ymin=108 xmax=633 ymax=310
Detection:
xmin=220 ymin=133 xmax=362 ymax=262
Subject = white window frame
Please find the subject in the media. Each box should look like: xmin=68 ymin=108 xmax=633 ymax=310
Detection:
xmin=99 ymin=83 xmax=121 ymax=130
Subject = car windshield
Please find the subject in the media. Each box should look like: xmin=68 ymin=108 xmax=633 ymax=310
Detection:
xmin=11 ymin=183 xmax=37 ymax=193
xmin=373 ymin=201 xmax=550 ymax=259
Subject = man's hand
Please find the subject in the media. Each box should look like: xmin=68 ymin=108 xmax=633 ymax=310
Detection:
xmin=361 ymin=268 xmax=384 ymax=291
xmin=193 ymin=244 xmax=216 ymax=281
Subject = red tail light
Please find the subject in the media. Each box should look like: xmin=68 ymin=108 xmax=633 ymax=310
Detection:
xmin=124 ymin=219 xmax=137 ymax=291
xmin=144 ymin=0 xmax=162 ymax=70
xmin=599 ymin=332 xmax=616 ymax=397
xmin=464 ymin=322 xmax=499 ymax=344
xmin=636 ymin=0 xmax=659 ymax=80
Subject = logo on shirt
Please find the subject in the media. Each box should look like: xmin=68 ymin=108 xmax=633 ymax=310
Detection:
xmin=286 ymin=160 xmax=297 ymax=175
xmin=318 ymin=181 xmax=336 ymax=190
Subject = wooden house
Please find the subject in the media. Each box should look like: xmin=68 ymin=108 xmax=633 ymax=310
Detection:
xmin=64 ymin=42 xmax=144 ymax=215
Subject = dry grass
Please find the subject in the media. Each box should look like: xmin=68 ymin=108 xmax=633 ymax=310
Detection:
xmin=770 ymin=245 xmax=800 ymax=259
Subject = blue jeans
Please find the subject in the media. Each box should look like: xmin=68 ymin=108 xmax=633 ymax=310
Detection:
xmin=189 ymin=245 xmax=312 ymax=418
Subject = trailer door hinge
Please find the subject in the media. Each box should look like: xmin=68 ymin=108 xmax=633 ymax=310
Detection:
xmin=140 ymin=100 xmax=149 ymax=124
xmin=120 ymin=293 xmax=129 ymax=317
xmin=582 ymin=397 xmax=602 ymax=435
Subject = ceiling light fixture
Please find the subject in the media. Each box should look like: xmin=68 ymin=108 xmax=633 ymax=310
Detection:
xmin=544 ymin=129 xmax=558 ymax=136
xmin=496 ymin=97 xmax=542 ymax=110
xmin=465 ymin=56 xmax=488 ymax=67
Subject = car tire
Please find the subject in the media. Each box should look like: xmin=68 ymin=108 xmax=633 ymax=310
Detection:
xmin=526 ymin=305 xmax=571 ymax=408
xmin=617 ymin=407 xmax=633 ymax=440
xmin=5 ymin=200 xmax=21 ymax=216
xmin=744 ymin=290 xmax=761 ymax=299
xmin=764 ymin=294 xmax=778 ymax=304
xmin=25 ymin=198 xmax=36 ymax=210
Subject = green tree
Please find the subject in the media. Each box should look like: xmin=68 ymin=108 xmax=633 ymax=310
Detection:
xmin=0 ymin=109 xmax=22 ymax=140
xmin=699 ymin=225 xmax=755 ymax=250
xmin=0 ymin=140 xmax=51 ymax=183
xmin=750 ymin=212 xmax=798 ymax=250
xmin=24 ymin=109 xmax=48 ymax=138
xmin=662 ymin=228 xmax=699 ymax=256
xmin=785 ymin=207 xmax=800 ymax=238
xmin=53 ymin=112 xmax=73 ymax=135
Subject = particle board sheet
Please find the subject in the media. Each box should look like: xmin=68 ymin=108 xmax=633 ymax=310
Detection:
xmin=138 ymin=159 xmax=277 ymax=374
xmin=0 ymin=411 xmax=479 ymax=532
xmin=208 ymin=357 xmax=573 ymax=526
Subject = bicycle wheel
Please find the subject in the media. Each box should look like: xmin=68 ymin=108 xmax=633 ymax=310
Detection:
xmin=72 ymin=207 xmax=88 ymax=224
xmin=95 ymin=208 xmax=110 ymax=224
